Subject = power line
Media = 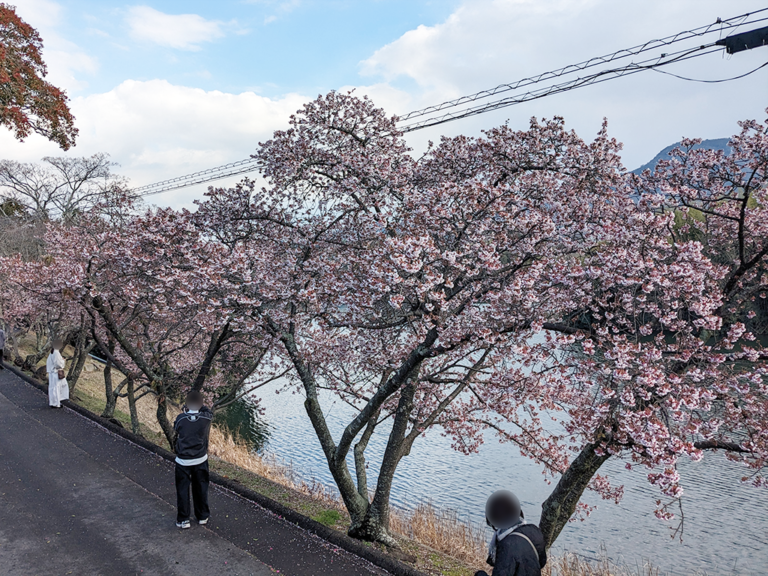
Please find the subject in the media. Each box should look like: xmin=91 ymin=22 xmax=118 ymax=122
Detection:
xmin=650 ymin=60 xmax=768 ymax=83
xmin=131 ymin=11 xmax=768 ymax=197
xmin=398 ymin=9 xmax=768 ymax=122
xmin=398 ymin=44 xmax=725 ymax=133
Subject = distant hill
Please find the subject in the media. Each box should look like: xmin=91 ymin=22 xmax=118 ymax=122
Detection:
xmin=632 ymin=138 xmax=731 ymax=174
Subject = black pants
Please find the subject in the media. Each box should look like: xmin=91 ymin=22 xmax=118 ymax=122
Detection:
xmin=175 ymin=460 xmax=210 ymax=522
xmin=0 ymin=347 xmax=4 ymax=368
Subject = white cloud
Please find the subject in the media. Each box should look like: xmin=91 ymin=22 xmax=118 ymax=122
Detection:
xmin=358 ymin=0 xmax=768 ymax=169
xmin=9 ymin=0 xmax=62 ymax=29
xmin=11 ymin=0 xmax=98 ymax=92
xmin=247 ymin=0 xmax=303 ymax=24
xmin=125 ymin=6 xmax=231 ymax=51
xmin=0 ymin=80 xmax=309 ymax=208
xmin=42 ymin=48 xmax=99 ymax=92
xmin=361 ymin=0 xmax=599 ymax=96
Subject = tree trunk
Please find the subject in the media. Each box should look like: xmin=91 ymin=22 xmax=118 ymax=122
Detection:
xmin=156 ymin=393 xmax=176 ymax=449
xmin=269 ymin=316 xmax=368 ymax=525
xmin=67 ymin=339 xmax=95 ymax=395
xmin=22 ymin=347 xmax=50 ymax=372
xmin=100 ymin=338 xmax=119 ymax=419
xmin=127 ymin=378 xmax=141 ymax=436
xmin=4 ymin=328 xmax=20 ymax=363
xmin=303 ymin=395 xmax=370 ymax=524
xmin=34 ymin=323 xmax=47 ymax=360
xmin=191 ymin=323 xmax=230 ymax=391
xmin=348 ymin=378 xmax=418 ymax=546
xmin=101 ymin=359 xmax=116 ymax=419
xmin=539 ymin=443 xmax=610 ymax=548
xmin=67 ymin=323 xmax=87 ymax=376
xmin=270 ymin=317 xmax=436 ymax=546
xmin=354 ymin=408 xmax=380 ymax=502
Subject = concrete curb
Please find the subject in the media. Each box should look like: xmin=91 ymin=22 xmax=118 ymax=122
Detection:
xmin=1 ymin=362 xmax=429 ymax=576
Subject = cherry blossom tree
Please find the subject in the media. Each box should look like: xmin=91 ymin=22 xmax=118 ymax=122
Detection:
xmin=643 ymin=115 xmax=768 ymax=335
xmin=520 ymin=115 xmax=768 ymax=547
xmin=81 ymin=209 xmax=277 ymax=444
xmin=0 ymin=3 xmax=77 ymax=149
xmin=0 ymin=236 xmax=83 ymax=372
xmin=197 ymin=94 xmax=767 ymax=550
xmin=192 ymin=91 xmax=672 ymax=546
xmin=0 ymin=199 xmax=43 ymax=361
xmin=0 ymin=153 xmax=129 ymax=376
xmin=3 ymin=203 xmax=278 ymax=445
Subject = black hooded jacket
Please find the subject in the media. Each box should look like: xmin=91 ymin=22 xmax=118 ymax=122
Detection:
xmin=173 ymin=407 xmax=213 ymax=461
xmin=475 ymin=523 xmax=547 ymax=576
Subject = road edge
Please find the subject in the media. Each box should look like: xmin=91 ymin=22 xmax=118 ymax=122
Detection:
xmin=1 ymin=363 xmax=428 ymax=576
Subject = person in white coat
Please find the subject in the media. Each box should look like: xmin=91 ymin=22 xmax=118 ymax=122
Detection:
xmin=46 ymin=338 xmax=69 ymax=408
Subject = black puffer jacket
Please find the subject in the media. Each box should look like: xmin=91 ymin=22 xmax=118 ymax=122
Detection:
xmin=173 ymin=407 xmax=213 ymax=461
xmin=475 ymin=523 xmax=547 ymax=576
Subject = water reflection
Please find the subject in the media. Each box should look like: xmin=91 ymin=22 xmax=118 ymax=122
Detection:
xmin=214 ymin=397 xmax=270 ymax=451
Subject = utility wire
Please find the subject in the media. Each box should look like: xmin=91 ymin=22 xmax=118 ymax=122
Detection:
xmin=131 ymin=10 xmax=768 ymax=197
xmin=398 ymin=9 xmax=768 ymax=122
xmin=651 ymin=60 xmax=768 ymax=83
xmin=398 ymin=44 xmax=725 ymax=132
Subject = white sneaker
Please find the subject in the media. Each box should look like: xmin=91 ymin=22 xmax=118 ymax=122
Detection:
xmin=176 ymin=520 xmax=191 ymax=529
xmin=198 ymin=518 xmax=209 ymax=525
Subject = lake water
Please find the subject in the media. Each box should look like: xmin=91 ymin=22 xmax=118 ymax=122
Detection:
xmin=247 ymin=379 xmax=767 ymax=575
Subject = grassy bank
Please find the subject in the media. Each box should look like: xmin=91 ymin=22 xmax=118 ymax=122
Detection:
xmin=11 ymin=339 xmax=666 ymax=576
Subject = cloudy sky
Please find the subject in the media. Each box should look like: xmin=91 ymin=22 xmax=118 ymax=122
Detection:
xmin=2 ymin=0 xmax=767 ymax=208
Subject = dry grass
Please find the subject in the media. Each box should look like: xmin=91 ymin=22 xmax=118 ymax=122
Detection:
xmin=545 ymin=553 xmax=661 ymax=576
xmin=208 ymin=427 xmax=342 ymax=509
xmin=391 ymin=500 xmax=488 ymax=566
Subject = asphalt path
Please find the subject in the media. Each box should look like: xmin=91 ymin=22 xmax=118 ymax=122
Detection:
xmin=0 ymin=369 xmax=390 ymax=576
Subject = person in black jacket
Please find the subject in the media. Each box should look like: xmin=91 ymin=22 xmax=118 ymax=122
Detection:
xmin=474 ymin=490 xmax=547 ymax=576
xmin=173 ymin=390 xmax=213 ymax=529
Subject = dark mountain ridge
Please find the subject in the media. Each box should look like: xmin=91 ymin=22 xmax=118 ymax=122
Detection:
xmin=632 ymin=137 xmax=731 ymax=174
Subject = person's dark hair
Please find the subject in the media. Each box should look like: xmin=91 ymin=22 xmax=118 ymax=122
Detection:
xmin=51 ymin=338 xmax=64 ymax=351
xmin=186 ymin=390 xmax=204 ymax=409
xmin=485 ymin=490 xmax=522 ymax=530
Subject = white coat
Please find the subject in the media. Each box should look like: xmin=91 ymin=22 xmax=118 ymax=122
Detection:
xmin=46 ymin=350 xmax=69 ymax=407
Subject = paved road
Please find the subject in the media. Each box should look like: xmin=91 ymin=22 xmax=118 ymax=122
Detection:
xmin=0 ymin=369 xmax=390 ymax=576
